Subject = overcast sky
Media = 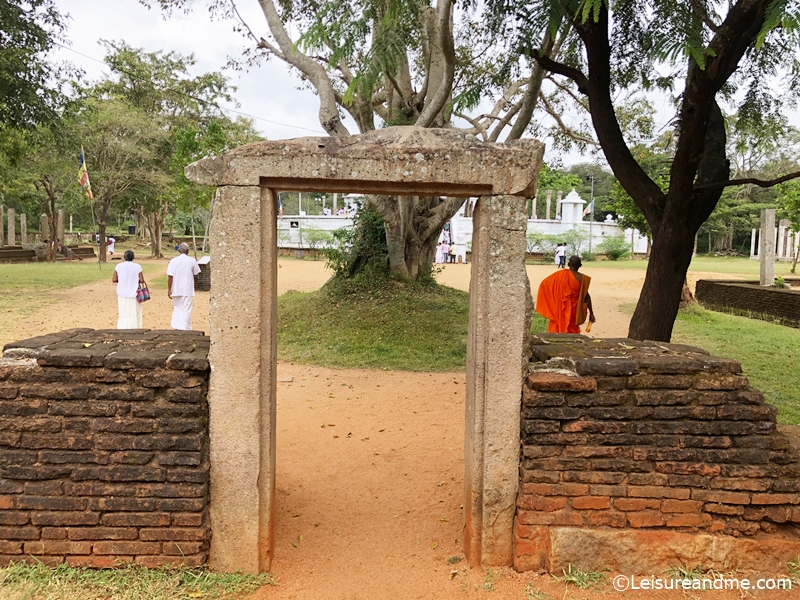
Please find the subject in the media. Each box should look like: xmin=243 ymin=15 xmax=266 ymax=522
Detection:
xmin=48 ymin=0 xmax=651 ymax=168
xmin=53 ymin=0 xmax=343 ymax=139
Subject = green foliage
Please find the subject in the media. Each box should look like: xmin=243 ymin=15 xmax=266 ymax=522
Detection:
xmin=0 ymin=562 xmax=275 ymax=600
xmin=324 ymin=208 xmax=388 ymax=279
xmin=553 ymin=565 xmax=607 ymax=589
xmin=597 ymin=234 xmax=631 ymax=260
xmin=537 ymin=164 xmax=582 ymax=196
xmin=526 ymin=230 xmax=589 ymax=260
xmin=775 ymin=276 xmax=786 ymax=288
xmin=278 ymin=282 xmax=469 ymax=371
xmin=299 ymin=224 xmax=332 ymax=257
xmin=0 ymin=0 xmax=66 ymax=127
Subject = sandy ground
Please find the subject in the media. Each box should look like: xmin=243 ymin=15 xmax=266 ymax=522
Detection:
xmin=7 ymin=260 xmax=793 ymax=599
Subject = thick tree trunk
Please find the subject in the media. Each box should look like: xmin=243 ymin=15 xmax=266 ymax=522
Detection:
xmin=145 ymin=212 xmax=164 ymax=259
xmin=628 ymin=224 xmax=695 ymax=341
xmin=98 ymin=222 xmax=107 ymax=263
xmin=367 ymin=194 xmax=463 ymax=280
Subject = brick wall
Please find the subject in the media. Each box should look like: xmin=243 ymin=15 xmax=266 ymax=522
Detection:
xmin=0 ymin=328 xmax=210 ymax=568
xmin=516 ymin=334 xmax=800 ymax=573
xmin=696 ymin=279 xmax=800 ymax=327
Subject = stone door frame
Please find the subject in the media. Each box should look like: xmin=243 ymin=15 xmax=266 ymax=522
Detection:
xmin=186 ymin=128 xmax=542 ymax=573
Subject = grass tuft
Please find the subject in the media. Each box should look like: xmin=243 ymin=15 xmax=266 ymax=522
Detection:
xmin=523 ymin=582 xmax=553 ymax=600
xmin=553 ymin=565 xmax=607 ymax=589
xmin=0 ymin=562 xmax=275 ymax=600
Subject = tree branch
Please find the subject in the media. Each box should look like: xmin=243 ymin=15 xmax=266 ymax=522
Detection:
xmin=229 ymin=0 xmax=286 ymax=60
xmin=539 ymin=93 xmax=599 ymax=146
xmin=530 ymin=50 xmax=589 ymax=95
xmin=695 ymin=170 xmax=800 ymax=191
xmin=454 ymin=112 xmax=489 ymax=141
xmin=415 ymin=0 xmax=456 ymax=128
xmin=257 ymin=0 xmax=349 ymax=136
xmin=690 ymin=0 xmax=720 ymax=32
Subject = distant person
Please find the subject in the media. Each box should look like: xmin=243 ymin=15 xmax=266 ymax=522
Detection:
xmin=323 ymin=206 xmax=332 ymax=216
xmin=113 ymin=250 xmax=145 ymax=329
xmin=536 ymin=255 xmax=595 ymax=334
xmin=435 ymin=242 xmax=444 ymax=264
xmin=557 ymin=243 xmax=568 ymax=268
xmin=167 ymin=243 xmax=201 ymax=330
xmin=337 ymin=208 xmax=345 ymax=216
xmin=449 ymin=243 xmax=457 ymax=263
xmin=107 ymin=236 xmax=116 ymax=257
xmin=441 ymin=240 xmax=450 ymax=264
xmin=554 ymin=243 xmax=561 ymax=267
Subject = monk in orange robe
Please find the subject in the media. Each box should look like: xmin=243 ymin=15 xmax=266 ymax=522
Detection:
xmin=536 ymin=255 xmax=596 ymax=333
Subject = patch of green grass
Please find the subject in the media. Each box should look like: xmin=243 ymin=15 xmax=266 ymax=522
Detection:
xmin=553 ymin=565 xmax=607 ymax=589
xmin=0 ymin=562 xmax=275 ymax=600
xmin=664 ymin=564 xmax=713 ymax=580
xmin=0 ymin=262 xmax=159 ymax=345
xmin=531 ymin=313 xmax=548 ymax=334
xmin=673 ymin=305 xmax=800 ymax=424
xmin=586 ymin=255 xmax=796 ymax=277
xmin=523 ymin=582 xmax=552 ymax=600
xmin=789 ymin=557 xmax=800 ymax=584
xmin=278 ymin=280 xmax=469 ymax=371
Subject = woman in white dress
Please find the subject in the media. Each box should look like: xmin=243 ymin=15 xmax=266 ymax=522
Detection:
xmin=112 ymin=250 xmax=145 ymax=328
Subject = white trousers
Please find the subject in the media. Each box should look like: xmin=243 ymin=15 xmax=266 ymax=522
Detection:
xmin=117 ymin=296 xmax=143 ymax=329
xmin=171 ymin=295 xmax=194 ymax=330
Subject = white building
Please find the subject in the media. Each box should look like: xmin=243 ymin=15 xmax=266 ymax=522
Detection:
xmin=277 ymin=188 xmax=649 ymax=254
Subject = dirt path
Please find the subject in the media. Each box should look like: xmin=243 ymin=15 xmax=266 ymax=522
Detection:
xmin=7 ymin=260 xmax=785 ymax=599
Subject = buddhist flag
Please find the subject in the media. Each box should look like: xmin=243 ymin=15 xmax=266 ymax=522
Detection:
xmin=583 ymin=200 xmax=594 ymax=216
xmin=278 ymin=196 xmax=283 ymax=218
xmin=78 ymin=147 xmax=93 ymax=200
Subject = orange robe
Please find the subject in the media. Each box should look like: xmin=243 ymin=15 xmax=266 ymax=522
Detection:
xmin=535 ymin=269 xmax=591 ymax=334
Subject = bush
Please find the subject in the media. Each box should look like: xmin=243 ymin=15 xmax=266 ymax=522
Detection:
xmin=581 ymin=251 xmax=598 ymax=261
xmin=298 ymin=224 xmax=332 ymax=259
xmin=323 ymin=208 xmax=388 ymax=279
xmin=597 ymin=234 xmax=631 ymax=260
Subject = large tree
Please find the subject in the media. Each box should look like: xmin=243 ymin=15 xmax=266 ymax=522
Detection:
xmin=0 ymin=0 xmax=66 ymax=127
xmin=142 ymin=0 xmax=598 ymax=280
xmin=486 ymin=0 xmax=800 ymax=340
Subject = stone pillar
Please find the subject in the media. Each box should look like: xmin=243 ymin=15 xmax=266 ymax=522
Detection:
xmin=207 ymin=185 xmax=277 ymax=573
xmin=760 ymin=208 xmax=775 ymax=286
xmin=556 ymin=191 xmax=563 ymax=219
xmin=19 ymin=214 xmax=26 ymax=245
xmin=545 ymin=190 xmax=552 ymax=220
xmin=70 ymin=214 xmax=73 ymax=233
xmin=531 ymin=196 xmax=537 ymax=220
xmin=57 ymin=209 xmax=65 ymax=247
xmin=333 ymin=192 xmax=338 ymax=214
xmin=750 ymin=228 xmax=757 ymax=259
xmin=464 ymin=194 xmax=528 ymax=567
xmin=8 ymin=208 xmax=15 ymax=245
xmin=0 ymin=206 xmax=4 ymax=246
xmin=41 ymin=214 xmax=49 ymax=238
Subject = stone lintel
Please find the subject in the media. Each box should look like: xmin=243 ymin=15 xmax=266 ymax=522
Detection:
xmin=185 ymin=126 xmax=544 ymax=198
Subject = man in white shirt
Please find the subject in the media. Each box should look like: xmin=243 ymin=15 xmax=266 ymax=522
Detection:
xmin=166 ymin=243 xmax=201 ymax=330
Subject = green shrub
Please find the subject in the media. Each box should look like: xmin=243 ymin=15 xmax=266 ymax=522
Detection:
xmin=597 ymin=234 xmax=631 ymax=260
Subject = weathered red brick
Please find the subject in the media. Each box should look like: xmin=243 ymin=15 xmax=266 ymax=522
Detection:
xmin=628 ymin=485 xmax=690 ymax=499
xmin=693 ymin=374 xmax=749 ymax=390
xmin=67 ymin=527 xmax=139 ymax=540
xmin=614 ymin=498 xmax=660 ymax=511
xmin=521 ymin=483 xmax=588 ymax=497
xmin=582 ymin=511 xmax=627 ymax=527
xmin=17 ymin=496 xmax=87 ymax=511
xmin=526 ymin=373 xmax=597 ymax=392
xmin=0 ymin=541 xmax=22 ymax=554
xmin=750 ymin=493 xmax=800 ymax=505
xmin=93 ymin=541 xmax=161 ymax=555
xmin=171 ymin=513 xmax=203 ymax=527
xmin=517 ymin=495 xmax=568 ymax=512
xmin=30 ymin=512 xmax=100 ymax=526
xmin=704 ymin=503 xmax=744 ymax=515
xmin=710 ymin=478 xmax=771 ymax=492
xmin=661 ymin=499 xmax=704 ymax=513
xmin=0 ymin=526 xmax=40 ymax=540
xmin=161 ymin=541 xmax=206 ymax=555
xmin=571 ymin=496 xmax=610 ymax=510
xmin=139 ymin=528 xmax=209 ymax=541
xmin=24 ymin=541 xmax=91 ymax=555
xmin=101 ymin=513 xmax=171 ymax=527
xmin=41 ymin=527 xmax=68 ymax=539
xmin=665 ymin=513 xmax=712 ymax=528
xmin=626 ymin=511 xmax=665 ymax=527
xmin=587 ymin=485 xmax=626 ymax=497
xmin=690 ymin=490 xmax=750 ymax=504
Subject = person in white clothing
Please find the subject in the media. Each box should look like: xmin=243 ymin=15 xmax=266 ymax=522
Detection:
xmin=107 ymin=237 xmax=116 ymax=257
xmin=113 ymin=250 xmax=145 ymax=328
xmin=167 ymin=243 xmax=201 ymax=330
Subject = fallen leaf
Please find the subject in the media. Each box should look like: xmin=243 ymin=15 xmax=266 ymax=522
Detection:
xmin=298 ymin=534 xmax=304 ymax=541
xmin=378 ymin=429 xmax=385 ymax=432
xmin=449 ymin=570 xmax=459 ymax=580
xmin=186 ymin=591 xmax=202 ymax=598
xmin=440 ymin=517 xmax=448 ymax=522
xmin=83 ymin=343 xmax=92 ymax=348
xmin=431 ymin=542 xmax=438 ymax=549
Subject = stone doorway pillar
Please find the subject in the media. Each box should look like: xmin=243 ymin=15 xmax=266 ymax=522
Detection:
xmin=206 ymin=184 xmax=278 ymax=572
xmin=464 ymin=194 xmax=530 ymax=566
